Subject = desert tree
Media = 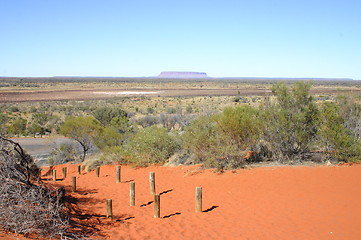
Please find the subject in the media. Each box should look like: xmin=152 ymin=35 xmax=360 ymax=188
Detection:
xmin=60 ymin=116 xmax=101 ymax=161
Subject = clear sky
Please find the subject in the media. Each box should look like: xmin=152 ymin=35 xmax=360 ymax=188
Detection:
xmin=1 ymin=0 xmax=360 ymax=79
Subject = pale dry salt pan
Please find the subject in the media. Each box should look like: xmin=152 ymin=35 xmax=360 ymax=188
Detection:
xmin=93 ymin=91 xmax=161 ymax=95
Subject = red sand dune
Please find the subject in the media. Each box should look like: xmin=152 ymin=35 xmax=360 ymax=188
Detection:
xmin=4 ymin=163 xmax=361 ymax=239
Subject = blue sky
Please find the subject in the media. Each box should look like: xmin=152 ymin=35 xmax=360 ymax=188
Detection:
xmin=1 ymin=0 xmax=360 ymax=79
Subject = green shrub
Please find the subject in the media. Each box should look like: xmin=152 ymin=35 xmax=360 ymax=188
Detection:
xmin=182 ymin=106 xmax=262 ymax=170
xmin=93 ymin=126 xmax=125 ymax=150
xmin=8 ymin=118 xmax=27 ymax=137
xmin=122 ymin=126 xmax=180 ymax=166
xmin=317 ymin=102 xmax=361 ymax=162
xmin=93 ymin=107 xmax=127 ymax=126
xmin=262 ymin=82 xmax=319 ymax=161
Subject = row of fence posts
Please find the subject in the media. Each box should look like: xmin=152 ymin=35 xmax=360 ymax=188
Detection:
xmin=51 ymin=166 xmax=203 ymax=218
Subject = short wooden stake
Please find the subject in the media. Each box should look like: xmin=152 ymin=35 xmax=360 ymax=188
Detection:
xmin=52 ymin=169 xmax=57 ymax=181
xmin=116 ymin=166 xmax=121 ymax=183
xmin=149 ymin=172 xmax=155 ymax=195
xmin=154 ymin=194 xmax=160 ymax=218
xmin=130 ymin=181 xmax=135 ymax=206
xmin=77 ymin=165 xmax=81 ymax=175
xmin=62 ymin=167 xmax=67 ymax=179
xmin=106 ymin=199 xmax=113 ymax=218
xmin=72 ymin=176 xmax=76 ymax=192
xmin=96 ymin=166 xmax=100 ymax=177
xmin=196 ymin=187 xmax=202 ymax=213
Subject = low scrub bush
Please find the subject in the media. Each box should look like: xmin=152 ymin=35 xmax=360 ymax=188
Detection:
xmin=317 ymin=102 xmax=361 ymax=162
xmin=182 ymin=106 xmax=262 ymax=170
xmin=122 ymin=126 xmax=180 ymax=166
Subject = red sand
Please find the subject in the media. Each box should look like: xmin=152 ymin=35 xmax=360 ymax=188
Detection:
xmin=4 ymin=164 xmax=361 ymax=239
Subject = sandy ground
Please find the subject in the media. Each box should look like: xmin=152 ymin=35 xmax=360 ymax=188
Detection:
xmin=12 ymin=163 xmax=356 ymax=240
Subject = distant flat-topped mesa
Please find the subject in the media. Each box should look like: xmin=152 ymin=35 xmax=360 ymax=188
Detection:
xmin=158 ymin=71 xmax=209 ymax=78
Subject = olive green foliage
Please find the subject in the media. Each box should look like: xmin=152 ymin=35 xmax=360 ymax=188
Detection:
xmin=27 ymin=122 xmax=44 ymax=137
xmin=8 ymin=118 xmax=27 ymax=137
xmin=93 ymin=116 xmax=133 ymax=151
xmin=60 ymin=116 xmax=101 ymax=161
xmin=122 ymin=126 xmax=180 ymax=166
xmin=317 ymin=102 xmax=361 ymax=162
xmin=0 ymin=113 xmax=8 ymax=135
xmin=262 ymin=82 xmax=319 ymax=161
xmin=93 ymin=107 xmax=127 ymax=126
xmin=215 ymin=106 xmax=261 ymax=148
xmin=182 ymin=106 xmax=262 ymax=169
xmin=110 ymin=116 xmax=132 ymax=134
xmin=182 ymin=115 xmax=216 ymax=164
xmin=336 ymin=95 xmax=361 ymax=142
xmin=94 ymin=126 xmax=123 ymax=150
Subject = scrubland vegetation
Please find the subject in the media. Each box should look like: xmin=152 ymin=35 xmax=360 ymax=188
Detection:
xmin=1 ymin=79 xmax=361 ymax=239
xmin=1 ymin=81 xmax=361 ymax=170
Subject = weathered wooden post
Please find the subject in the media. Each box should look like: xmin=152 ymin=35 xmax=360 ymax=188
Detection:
xmin=116 ymin=166 xmax=121 ymax=183
xmin=52 ymin=169 xmax=57 ymax=181
xmin=130 ymin=181 xmax=135 ymax=206
xmin=62 ymin=167 xmax=67 ymax=179
xmin=77 ymin=165 xmax=81 ymax=175
xmin=72 ymin=176 xmax=76 ymax=192
xmin=196 ymin=187 xmax=202 ymax=213
xmin=106 ymin=199 xmax=113 ymax=218
xmin=150 ymin=172 xmax=155 ymax=195
xmin=154 ymin=194 xmax=160 ymax=218
xmin=96 ymin=166 xmax=100 ymax=177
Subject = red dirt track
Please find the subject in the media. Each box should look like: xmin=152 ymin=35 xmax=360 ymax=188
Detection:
xmin=33 ymin=163 xmax=361 ymax=240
